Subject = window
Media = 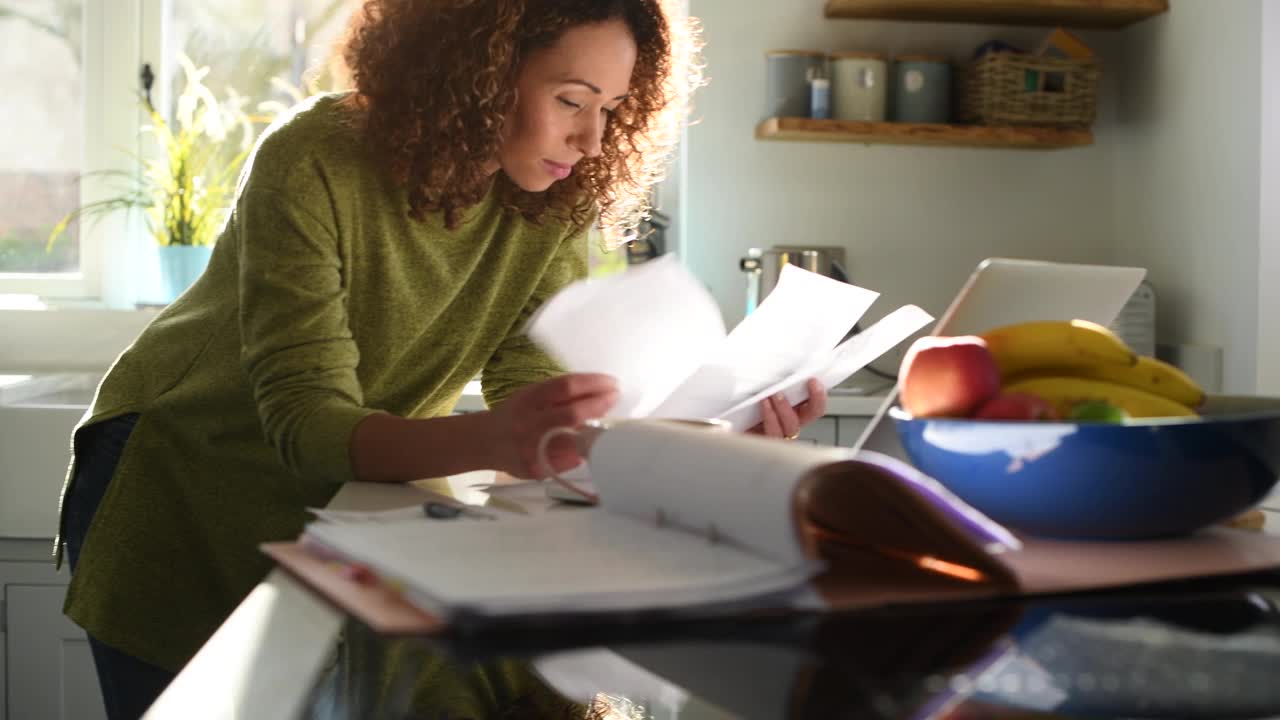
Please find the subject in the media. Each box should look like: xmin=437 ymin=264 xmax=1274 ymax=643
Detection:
xmin=0 ymin=1 xmax=85 ymax=283
xmin=168 ymin=1 xmax=353 ymax=108
xmin=0 ymin=0 xmax=356 ymax=305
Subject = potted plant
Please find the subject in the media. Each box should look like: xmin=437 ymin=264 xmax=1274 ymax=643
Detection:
xmin=50 ymin=54 xmax=270 ymax=302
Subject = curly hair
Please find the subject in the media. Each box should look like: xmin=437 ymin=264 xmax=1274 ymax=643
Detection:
xmin=340 ymin=0 xmax=703 ymax=246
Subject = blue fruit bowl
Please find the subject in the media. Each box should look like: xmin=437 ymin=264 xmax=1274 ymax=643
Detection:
xmin=890 ymin=396 xmax=1280 ymax=540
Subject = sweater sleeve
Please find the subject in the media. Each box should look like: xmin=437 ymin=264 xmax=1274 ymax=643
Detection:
xmin=236 ymin=185 xmax=376 ymax=486
xmin=480 ymin=224 xmax=590 ymax=408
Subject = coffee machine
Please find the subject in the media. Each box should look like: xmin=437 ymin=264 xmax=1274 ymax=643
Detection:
xmin=739 ymin=245 xmax=849 ymax=315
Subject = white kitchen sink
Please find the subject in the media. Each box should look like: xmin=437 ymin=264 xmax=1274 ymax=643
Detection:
xmin=0 ymin=373 xmax=100 ymax=407
xmin=0 ymin=374 xmax=98 ymax=539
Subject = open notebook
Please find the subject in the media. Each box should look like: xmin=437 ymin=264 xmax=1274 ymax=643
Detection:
xmin=284 ymin=420 xmax=1280 ymax=635
xmin=296 ymin=420 xmax=1016 ymax=624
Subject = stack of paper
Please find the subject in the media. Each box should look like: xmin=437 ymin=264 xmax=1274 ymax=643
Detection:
xmin=527 ymin=255 xmax=932 ymax=430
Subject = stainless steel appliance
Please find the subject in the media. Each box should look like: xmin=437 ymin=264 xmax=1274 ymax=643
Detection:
xmin=740 ymin=245 xmax=849 ymax=315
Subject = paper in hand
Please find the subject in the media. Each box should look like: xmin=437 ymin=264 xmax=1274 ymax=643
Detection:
xmin=526 ymin=255 xmax=932 ymax=431
xmin=526 ymin=256 xmax=726 ymax=418
xmin=716 ymin=304 xmax=933 ymax=430
xmin=647 ymin=264 xmax=879 ymax=419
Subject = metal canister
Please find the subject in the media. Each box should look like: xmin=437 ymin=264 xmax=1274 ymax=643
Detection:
xmin=764 ymin=50 xmax=826 ymax=119
xmin=740 ymin=245 xmax=849 ymax=316
xmin=891 ymin=55 xmax=952 ymax=123
xmin=831 ymin=51 xmax=888 ymax=122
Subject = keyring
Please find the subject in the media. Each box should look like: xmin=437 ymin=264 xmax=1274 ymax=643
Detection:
xmin=535 ymin=425 xmax=601 ymax=503
xmin=536 ymin=418 xmax=733 ymax=503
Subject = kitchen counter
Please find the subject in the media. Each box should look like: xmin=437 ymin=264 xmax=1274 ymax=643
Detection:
xmin=144 ymin=477 xmax=1280 ymax=719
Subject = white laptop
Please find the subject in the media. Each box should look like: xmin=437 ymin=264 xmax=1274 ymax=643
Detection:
xmin=855 ymin=257 xmax=1147 ymax=460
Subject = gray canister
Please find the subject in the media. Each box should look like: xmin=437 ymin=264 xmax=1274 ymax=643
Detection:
xmin=890 ymin=55 xmax=952 ymax=123
xmin=831 ymin=51 xmax=888 ymax=122
xmin=764 ymin=50 xmax=825 ymax=119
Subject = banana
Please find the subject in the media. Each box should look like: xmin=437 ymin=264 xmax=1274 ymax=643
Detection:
xmin=1010 ymin=355 xmax=1205 ymax=410
xmin=1004 ymin=376 xmax=1198 ymax=419
xmin=980 ymin=320 xmax=1136 ymax=378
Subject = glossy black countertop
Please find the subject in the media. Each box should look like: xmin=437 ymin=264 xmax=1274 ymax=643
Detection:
xmin=298 ymin=572 xmax=1280 ymax=720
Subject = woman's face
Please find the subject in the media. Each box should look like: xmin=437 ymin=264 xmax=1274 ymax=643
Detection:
xmin=494 ymin=19 xmax=637 ymax=192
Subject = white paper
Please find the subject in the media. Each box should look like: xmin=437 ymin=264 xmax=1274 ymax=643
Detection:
xmin=648 ymin=264 xmax=879 ymax=419
xmin=717 ymin=304 xmax=934 ymax=431
xmin=309 ymin=506 xmax=432 ymax=524
xmin=471 ymin=480 xmax=572 ymax=514
xmin=590 ymin=420 xmax=850 ymax=567
xmin=526 ymin=255 xmax=726 ymax=418
xmin=527 ymin=256 xmax=931 ymax=440
xmin=308 ymin=500 xmax=499 ymax=524
xmin=722 ymin=264 xmax=878 ymax=365
xmin=304 ymin=511 xmax=814 ymax=617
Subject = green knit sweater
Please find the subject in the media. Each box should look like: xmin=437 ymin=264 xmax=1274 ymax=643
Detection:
xmin=57 ymin=94 xmax=586 ymax=673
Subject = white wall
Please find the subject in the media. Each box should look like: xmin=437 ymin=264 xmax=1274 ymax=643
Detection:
xmin=685 ymin=0 xmax=1118 ymax=332
xmin=1111 ymin=1 xmax=1264 ymax=393
xmin=1260 ymin=0 xmax=1280 ymax=394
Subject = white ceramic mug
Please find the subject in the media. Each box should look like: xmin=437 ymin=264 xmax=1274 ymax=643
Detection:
xmin=536 ymin=417 xmax=733 ymax=503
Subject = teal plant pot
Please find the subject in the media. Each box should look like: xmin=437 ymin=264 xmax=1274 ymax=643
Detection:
xmin=158 ymin=244 xmax=213 ymax=302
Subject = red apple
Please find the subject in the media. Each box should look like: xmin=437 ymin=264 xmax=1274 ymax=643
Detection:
xmin=899 ymin=335 xmax=1001 ymax=418
xmin=974 ymin=392 xmax=1059 ymax=421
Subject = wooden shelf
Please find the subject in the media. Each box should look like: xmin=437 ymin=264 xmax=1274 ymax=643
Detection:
xmin=755 ymin=117 xmax=1093 ymax=150
xmin=823 ymin=0 xmax=1169 ymax=28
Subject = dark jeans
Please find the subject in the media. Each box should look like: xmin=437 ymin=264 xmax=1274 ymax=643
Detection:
xmin=63 ymin=413 xmax=177 ymax=720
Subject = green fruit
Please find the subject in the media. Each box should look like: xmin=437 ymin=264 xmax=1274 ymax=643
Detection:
xmin=1068 ymin=399 xmax=1129 ymax=423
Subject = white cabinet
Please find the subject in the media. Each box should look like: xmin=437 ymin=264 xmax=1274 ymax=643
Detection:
xmin=8 ymin=585 xmax=105 ymax=720
xmin=1 ymin=543 xmax=105 ymax=720
xmin=0 ymin=404 xmax=83 ymax=539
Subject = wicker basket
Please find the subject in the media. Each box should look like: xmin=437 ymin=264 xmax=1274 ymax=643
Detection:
xmin=959 ymin=52 xmax=1100 ymax=127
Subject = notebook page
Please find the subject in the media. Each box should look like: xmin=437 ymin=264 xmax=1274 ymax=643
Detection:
xmin=589 ymin=421 xmax=850 ymax=568
xmin=648 ymin=265 xmax=878 ymax=420
xmin=304 ymin=511 xmax=812 ymax=616
xmin=526 ymin=255 xmax=726 ymax=418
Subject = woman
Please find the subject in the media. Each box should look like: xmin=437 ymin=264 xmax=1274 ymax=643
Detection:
xmin=57 ymin=0 xmax=827 ymax=716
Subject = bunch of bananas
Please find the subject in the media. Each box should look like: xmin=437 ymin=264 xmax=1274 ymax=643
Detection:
xmin=979 ymin=319 xmax=1204 ymax=419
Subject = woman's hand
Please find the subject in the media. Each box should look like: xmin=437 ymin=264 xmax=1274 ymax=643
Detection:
xmin=485 ymin=373 xmax=619 ymax=479
xmin=749 ymin=378 xmax=828 ymax=440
